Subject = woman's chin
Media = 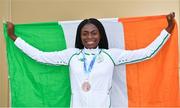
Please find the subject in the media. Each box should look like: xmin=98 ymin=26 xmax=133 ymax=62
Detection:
xmin=85 ymin=45 xmax=97 ymax=49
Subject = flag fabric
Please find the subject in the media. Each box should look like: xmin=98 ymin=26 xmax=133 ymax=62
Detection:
xmin=3 ymin=15 xmax=179 ymax=107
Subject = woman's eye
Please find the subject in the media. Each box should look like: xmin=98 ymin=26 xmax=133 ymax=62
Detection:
xmin=92 ymin=32 xmax=97 ymax=35
xmin=82 ymin=33 xmax=88 ymax=36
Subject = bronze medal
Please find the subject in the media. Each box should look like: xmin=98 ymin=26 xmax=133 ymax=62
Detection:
xmin=82 ymin=81 xmax=91 ymax=92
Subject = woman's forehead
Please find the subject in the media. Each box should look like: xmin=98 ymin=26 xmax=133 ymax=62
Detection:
xmin=81 ymin=23 xmax=98 ymax=31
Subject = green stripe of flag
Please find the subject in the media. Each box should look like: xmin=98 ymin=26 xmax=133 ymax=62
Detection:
xmin=3 ymin=22 xmax=71 ymax=107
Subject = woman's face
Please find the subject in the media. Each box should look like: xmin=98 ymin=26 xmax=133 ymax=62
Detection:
xmin=81 ymin=23 xmax=100 ymax=49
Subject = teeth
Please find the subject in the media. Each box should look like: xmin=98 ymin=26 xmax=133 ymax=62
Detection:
xmin=87 ymin=41 xmax=94 ymax=44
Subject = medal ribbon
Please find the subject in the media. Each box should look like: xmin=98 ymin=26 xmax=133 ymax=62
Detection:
xmin=82 ymin=50 xmax=98 ymax=75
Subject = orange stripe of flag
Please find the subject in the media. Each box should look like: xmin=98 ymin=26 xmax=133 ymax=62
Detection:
xmin=119 ymin=15 xmax=179 ymax=107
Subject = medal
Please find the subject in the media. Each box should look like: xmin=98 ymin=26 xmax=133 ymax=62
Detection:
xmin=81 ymin=49 xmax=100 ymax=92
xmin=82 ymin=81 xmax=91 ymax=92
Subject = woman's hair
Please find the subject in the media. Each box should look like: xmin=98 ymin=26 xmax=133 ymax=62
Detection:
xmin=75 ymin=18 xmax=109 ymax=49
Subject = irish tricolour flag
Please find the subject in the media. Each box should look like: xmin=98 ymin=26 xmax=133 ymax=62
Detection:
xmin=4 ymin=15 xmax=179 ymax=107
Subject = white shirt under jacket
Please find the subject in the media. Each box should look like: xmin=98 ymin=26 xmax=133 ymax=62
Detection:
xmin=14 ymin=29 xmax=170 ymax=108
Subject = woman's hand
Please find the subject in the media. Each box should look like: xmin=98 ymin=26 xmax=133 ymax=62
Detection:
xmin=165 ymin=12 xmax=175 ymax=34
xmin=7 ymin=22 xmax=17 ymax=41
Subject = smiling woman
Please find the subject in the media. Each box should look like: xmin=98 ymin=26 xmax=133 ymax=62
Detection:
xmin=5 ymin=13 xmax=176 ymax=108
xmin=0 ymin=0 xmax=179 ymax=107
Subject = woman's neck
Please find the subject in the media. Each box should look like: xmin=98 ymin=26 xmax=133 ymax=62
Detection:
xmin=83 ymin=47 xmax=99 ymax=55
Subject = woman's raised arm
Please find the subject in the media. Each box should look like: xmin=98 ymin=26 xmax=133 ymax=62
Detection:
xmin=6 ymin=22 xmax=79 ymax=66
xmin=106 ymin=12 xmax=175 ymax=65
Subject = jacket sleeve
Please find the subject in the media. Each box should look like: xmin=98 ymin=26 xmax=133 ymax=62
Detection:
xmin=107 ymin=29 xmax=170 ymax=65
xmin=14 ymin=37 xmax=78 ymax=65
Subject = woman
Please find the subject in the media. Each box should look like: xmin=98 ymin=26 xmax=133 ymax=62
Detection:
xmin=7 ymin=13 xmax=175 ymax=108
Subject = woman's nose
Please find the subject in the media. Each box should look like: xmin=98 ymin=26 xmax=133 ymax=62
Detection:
xmin=87 ymin=34 xmax=92 ymax=39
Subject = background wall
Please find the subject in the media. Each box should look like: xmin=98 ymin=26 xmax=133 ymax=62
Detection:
xmin=0 ymin=0 xmax=179 ymax=107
